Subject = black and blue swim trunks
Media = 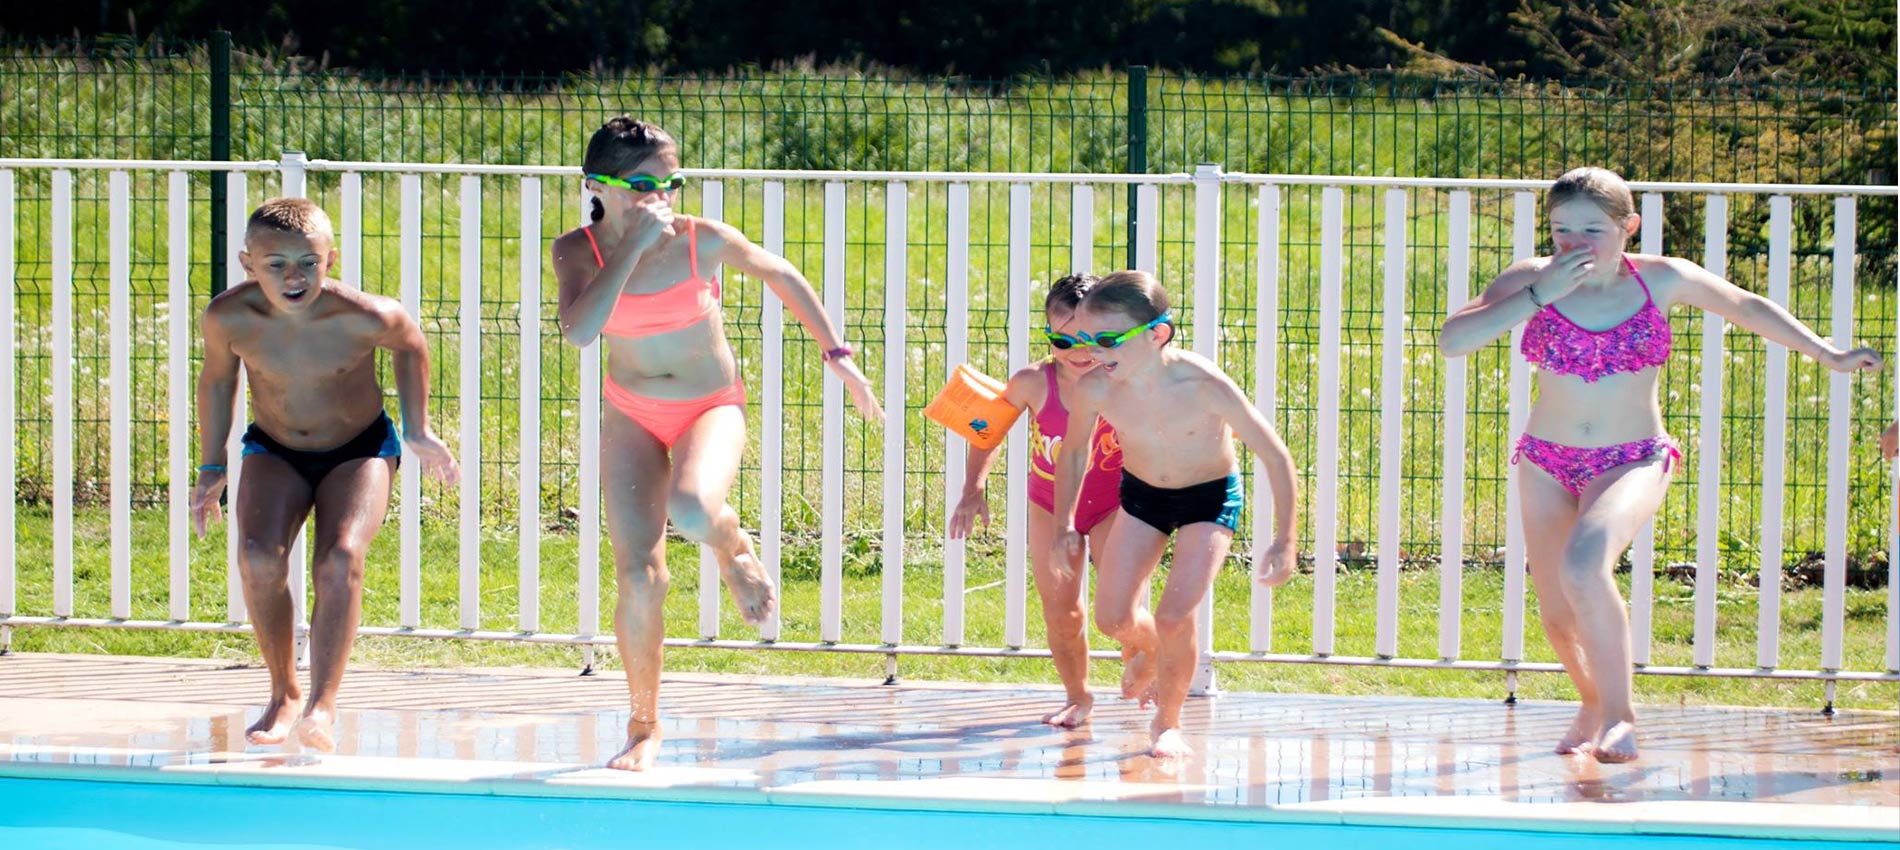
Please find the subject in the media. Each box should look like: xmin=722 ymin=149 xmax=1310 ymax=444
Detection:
xmin=1118 ymin=470 xmax=1244 ymax=534
xmin=240 ymin=411 xmax=401 ymax=491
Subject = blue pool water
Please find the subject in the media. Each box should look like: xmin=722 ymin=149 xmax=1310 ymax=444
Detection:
xmin=0 ymin=777 xmax=1882 ymax=850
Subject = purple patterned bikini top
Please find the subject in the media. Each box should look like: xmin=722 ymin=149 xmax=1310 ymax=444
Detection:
xmin=1520 ymin=256 xmax=1671 ymax=383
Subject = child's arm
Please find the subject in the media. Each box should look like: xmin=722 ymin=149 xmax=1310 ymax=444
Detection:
xmin=376 ymin=302 xmax=461 ymax=485
xmin=1883 ymin=422 xmax=1899 ymax=462
xmin=1209 ymin=369 xmax=1301 ymax=585
xmin=1665 ymin=256 xmax=1883 ymax=373
xmin=190 ymin=308 xmax=241 ymax=536
xmin=706 ymin=219 xmax=882 ymax=421
xmin=1054 ymin=373 xmax=1107 ymax=559
xmin=1439 ymin=250 xmax=1593 ymax=358
xmin=554 ymin=195 xmax=669 ymax=347
xmin=948 ymin=366 xmax=1043 ymax=539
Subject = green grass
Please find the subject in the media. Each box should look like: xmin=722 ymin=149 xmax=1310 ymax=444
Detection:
xmin=9 ymin=506 xmax=1895 ymax=712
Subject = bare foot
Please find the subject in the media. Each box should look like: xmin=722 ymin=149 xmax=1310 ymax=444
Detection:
xmin=1555 ymin=707 xmax=1596 ymax=755
xmin=721 ymin=552 xmax=778 ymax=626
xmin=246 ymin=699 xmax=298 ymax=746
xmin=1149 ymin=723 xmax=1193 ymax=760
xmin=1591 ymin=719 xmax=1639 ymax=764
xmin=1042 ymin=694 xmax=1094 ymax=728
xmin=292 ymin=710 xmax=337 ymax=753
xmin=607 ymin=719 xmax=664 ymax=771
xmin=1120 ymin=645 xmax=1156 ymax=703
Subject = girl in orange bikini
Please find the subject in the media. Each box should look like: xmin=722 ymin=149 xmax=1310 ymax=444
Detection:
xmin=553 ymin=118 xmax=882 ymax=771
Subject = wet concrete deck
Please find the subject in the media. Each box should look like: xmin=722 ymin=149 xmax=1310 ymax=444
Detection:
xmin=1 ymin=652 xmax=1895 ymax=841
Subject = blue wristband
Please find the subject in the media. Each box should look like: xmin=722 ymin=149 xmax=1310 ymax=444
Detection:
xmin=197 ymin=464 xmax=226 ymax=474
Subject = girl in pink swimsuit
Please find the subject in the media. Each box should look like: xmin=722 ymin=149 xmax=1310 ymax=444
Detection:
xmin=1441 ymin=167 xmax=1882 ymax=764
xmin=553 ymin=118 xmax=883 ymax=772
xmin=949 ymin=273 xmax=1124 ymax=728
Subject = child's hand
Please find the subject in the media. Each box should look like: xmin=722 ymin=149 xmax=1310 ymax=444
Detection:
xmin=1534 ymin=247 xmax=1595 ymax=304
xmin=1882 ymin=422 xmax=1898 ymax=461
xmin=830 ymin=360 xmax=884 ymax=422
xmin=1057 ymin=525 xmax=1083 ymax=560
xmin=189 ymin=470 xmax=227 ymax=537
xmin=1253 ymin=537 xmax=1297 ymax=587
xmin=626 ymin=195 xmax=677 ymax=244
xmin=1823 ymin=347 xmax=1883 ymax=374
xmin=407 ymin=431 xmax=463 ymax=486
xmin=948 ymin=488 xmax=990 ymax=539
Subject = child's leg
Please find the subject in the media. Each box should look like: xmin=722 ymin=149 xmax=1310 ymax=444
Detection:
xmin=668 ymin=407 xmax=774 ymax=625
xmin=232 ymin=455 xmax=315 ymax=745
xmin=602 ymin=410 xmax=675 ymax=771
xmin=294 ymin=456 xmax=396 ymax=752
xmin=1518 ymin=466 xmax=1593 ymax=753
xmin=1564 ymin=457 xmax=1672 ymax=764
xmin=1028 ymin=505 xmax=1090 ymax=726
xmin=1091 ymin=515 xmax=1169 ymax=703
xmin=1148 ymin=522 xmax=1231 ymax=759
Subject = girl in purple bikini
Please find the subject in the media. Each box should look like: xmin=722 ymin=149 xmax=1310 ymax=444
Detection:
xmin=1440 ymin=167 xmax=1881 ymax=763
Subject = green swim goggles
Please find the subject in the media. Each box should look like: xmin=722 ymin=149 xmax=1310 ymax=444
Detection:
xmin=1043 ymin=313 xmax=1172 ymax=349
xmin=586 ymin=172 xmax=687 ymax=193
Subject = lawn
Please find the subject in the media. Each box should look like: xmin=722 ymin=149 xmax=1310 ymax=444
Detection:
xmin=8 ymin=507 xmax=1894 ymax=712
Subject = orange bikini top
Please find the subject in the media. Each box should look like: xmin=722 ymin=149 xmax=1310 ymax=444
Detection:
xmin=584 ymin=218 xmax=722 ymax=339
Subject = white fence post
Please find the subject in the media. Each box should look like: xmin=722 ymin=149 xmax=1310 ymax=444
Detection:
xmin=459 ymin=175 xmax=484 ymax=631
xmin=1250 ymin=183 xmax=1281 ymax=654
xmin=1758 ymin=196 xmax=1794 ymax=670
xmin=881 ymin=181 xmax=909 ymax=649
xmin=1694 ymin=195 xmax=1729 ymax=669
xmin=1438 ymin=190 xmax=1471 ymax=661
xmin=820 ymin=182 xmax=846 ymax=644
xmin=1 ymin=170 xmax=14 ymax=620
xmin=1313 ymin=186 xmax=1344 ymax=657
xmin=1190 ymin=164 xmax=1222 ymax=694
xmin=1004 ymin=183 xmax=1032 ymax=649
xmin=51 ymin=169 xmax=73 ymax=618
xmin=1374 ymin=188 xmax=1407 ymax=660
xmin=518 ymin=177 xmax=543 ymax=633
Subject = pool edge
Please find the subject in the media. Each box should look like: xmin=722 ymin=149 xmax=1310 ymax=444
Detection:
xmin=2 ymin=759 xmax=1894 ymax=844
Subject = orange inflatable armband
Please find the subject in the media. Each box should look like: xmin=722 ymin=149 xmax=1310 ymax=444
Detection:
xmin=925 ymin=364 xmax=1020 ymax=450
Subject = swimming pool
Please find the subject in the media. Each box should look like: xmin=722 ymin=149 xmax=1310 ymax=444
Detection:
xmin=1 ymin=776 xmax=1890 ymax=850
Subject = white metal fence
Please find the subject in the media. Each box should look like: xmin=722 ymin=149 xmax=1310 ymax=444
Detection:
xmin=0 ymin=156 xmax=1895 ymax=699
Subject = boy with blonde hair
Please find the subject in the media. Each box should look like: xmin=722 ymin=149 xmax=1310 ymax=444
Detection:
xmin=191 ymin=197 xmax=459 ymax=752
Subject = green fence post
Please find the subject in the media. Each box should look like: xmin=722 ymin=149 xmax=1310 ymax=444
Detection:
xmin=1125 ymin=65 xmax=1148 ymax=271
xmin=209 ymin=31 xmax=231 ymax=296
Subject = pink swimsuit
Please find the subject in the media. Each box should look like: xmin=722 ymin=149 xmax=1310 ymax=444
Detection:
xmin=584 ymin=220 xmax=747 ymax=448
xmin=1514 ymin=256 xmax=1679 ymax=495
xmin=1027 ymin=363 xmax=1123 ymax=534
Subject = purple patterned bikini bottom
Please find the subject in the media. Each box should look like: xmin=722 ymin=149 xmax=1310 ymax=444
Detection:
xmin=1512 ymin=433 xmax=1680 ymax=496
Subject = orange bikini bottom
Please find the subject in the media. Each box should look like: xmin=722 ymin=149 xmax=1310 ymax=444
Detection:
xmin=603 ymin=378 xmax=748 ymax=448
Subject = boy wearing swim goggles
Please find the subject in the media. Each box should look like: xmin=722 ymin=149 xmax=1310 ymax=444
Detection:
xmin=1053 ymin=270 xmax=1300 ymax=761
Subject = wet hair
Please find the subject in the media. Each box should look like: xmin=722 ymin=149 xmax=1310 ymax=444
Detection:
xmin=245 ymin=197 xmax=334 ymax=244
xmin=1083 ymin=270 xmax=1170 ymax=322
xmin=1547 ymin=167 xmax=1634 ymax=221
xmin=583 ymin=117 xmax=677 ymax=222
xmin=1043 ymin=272 xmax=1099 ymax=314
xmin=1081 ymin=270 xmax=1174 ymax=345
